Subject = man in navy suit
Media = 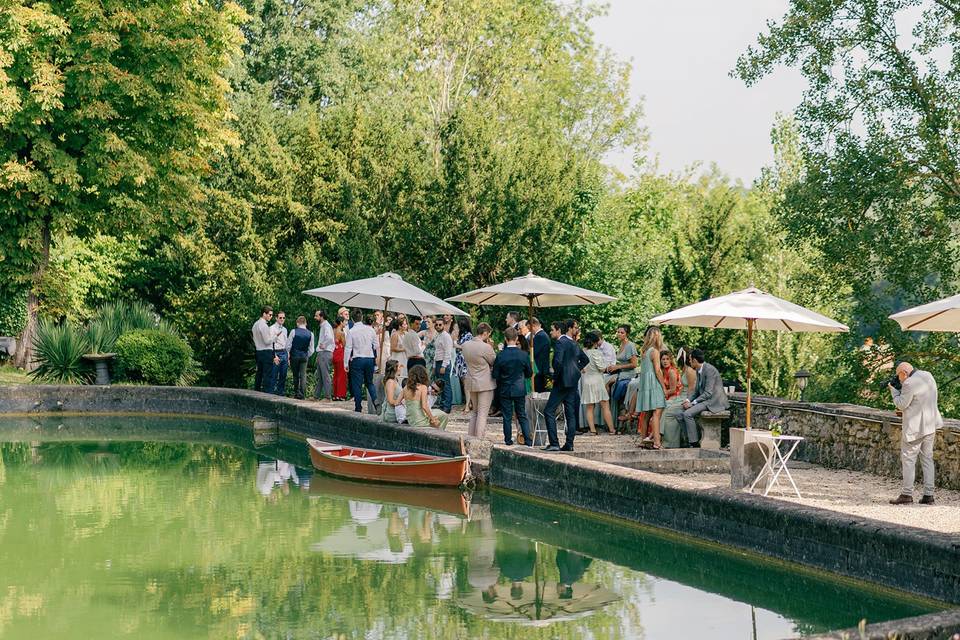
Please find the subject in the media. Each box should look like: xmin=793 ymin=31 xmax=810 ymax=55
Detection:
xmin=530 ymin=317 xmax=551 ymax=392
xmin=543 ymin=319 xmax=589 ymax=452
xmin=492 ymin=327 xmax=533 ymax=445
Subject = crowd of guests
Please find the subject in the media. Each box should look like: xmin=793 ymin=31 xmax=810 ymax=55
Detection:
xmin=251 ymin=306 xmax=729 ymax=452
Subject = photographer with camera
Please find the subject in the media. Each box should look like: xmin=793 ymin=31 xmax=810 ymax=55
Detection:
xmin=888 ymin=362 xmax=943 ymax=505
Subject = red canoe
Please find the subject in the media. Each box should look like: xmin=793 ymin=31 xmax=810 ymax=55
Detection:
xmin=307 ymin=438 xmax=469 ymax=487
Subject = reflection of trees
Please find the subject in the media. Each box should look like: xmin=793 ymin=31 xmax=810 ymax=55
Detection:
xmin=0 ymin=439 xmax=936 ymax=639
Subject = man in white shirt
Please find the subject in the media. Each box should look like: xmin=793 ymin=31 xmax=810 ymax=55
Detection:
xmin=251 ymin=306 xmax=275 ymax=393
xmin=313 ymin=310 xmax=335 ymax=400
xmin=270 ymin=311 xmax=289 ymax=396
xmin=597 ymin=333 xmax=617 ymax=369
xmin=432 ymin=317 xmax=455 ymax=412
xmin=344 ymin=309 xmax=378 ymax=412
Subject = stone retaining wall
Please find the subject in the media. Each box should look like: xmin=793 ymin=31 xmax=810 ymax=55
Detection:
xmin=800 ymin=608 xmax=960 ymax=640
xmin=729 ymin=394 xmax=960 ymax=489
xmin=490 ymin=446 xmax=960 ymax=605
xmin=0 ymin=385 xmax=491 ymax=476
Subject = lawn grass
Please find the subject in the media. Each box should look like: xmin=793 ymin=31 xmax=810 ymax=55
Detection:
xmin=0 ymin=366 xmax=32 ymax=385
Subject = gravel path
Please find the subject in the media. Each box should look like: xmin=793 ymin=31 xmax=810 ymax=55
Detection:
xmin=683 ymin=465 xmax=960 ymax=534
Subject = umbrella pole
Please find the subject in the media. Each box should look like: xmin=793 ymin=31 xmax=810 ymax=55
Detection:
xmin=746 ymin=318 xmax=753 ymax=430
xmin=378 ymin=297 xmax=391 ymax=372
xmin=527 ymin=298 xmax=535 ymax=381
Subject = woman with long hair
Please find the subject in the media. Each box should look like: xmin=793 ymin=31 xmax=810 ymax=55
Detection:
xmin=331 ymin=316 xmax=348 ymax=401
xmin=390 ymin=315 xmax=409 ymax=380
xmin=453 ymin=316 xmax=473 ymax=410
xmin=658 ymin=350 xmax=686 ymax=447
xmin=635 ymin=326 xmax=667 ymax=449
xmin=380 ymin=359 xmax=406 ymax=423
xmin=580 ymin=332 xmax=616 ymax=435
xmin=403 ymin=364 xmax=448 ymax=429
xmin=421 ymin=316 xmax=439 ymax=376
xmin=609 ymin=324 xmax=639 ymax=424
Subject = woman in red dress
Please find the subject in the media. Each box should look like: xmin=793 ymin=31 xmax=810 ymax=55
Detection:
xmin=332 ymin=317 xmax=348 ymax=401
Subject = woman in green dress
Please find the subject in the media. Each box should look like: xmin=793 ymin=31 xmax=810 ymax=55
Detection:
xmin=380 ymin=360 xmax=406 ymax=423
xmin=635 ymin=326 xmax=667 ymax=449
xmin=422 ymin=316 xmax=438 ymax=377
xmin=403 ymin=364 xmax=448 ymax=430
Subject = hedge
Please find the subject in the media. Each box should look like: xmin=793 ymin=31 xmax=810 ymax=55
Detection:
xmin=114 ymin=329 xmax=192 ymax=385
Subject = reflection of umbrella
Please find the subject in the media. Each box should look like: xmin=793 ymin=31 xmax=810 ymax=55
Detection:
xmin=890 ymin=294 xmax=960 ymax=331
xmin=458 ymin=582 xmax=619 ymax=625
xmin=650 ymin=287 xmax=848 ymax=429
xmin=447 ymin=271 xmax=616 ymax=386
xmin=304 ymin=272 xmax=468 ymax=362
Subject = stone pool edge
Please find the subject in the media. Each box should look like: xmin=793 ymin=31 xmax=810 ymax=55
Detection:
xmin=1 ymin=384 xmax=958 ymax=635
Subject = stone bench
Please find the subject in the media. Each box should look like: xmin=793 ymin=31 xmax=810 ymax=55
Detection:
xmin=698 ymin=410 xmax=730 ymax=449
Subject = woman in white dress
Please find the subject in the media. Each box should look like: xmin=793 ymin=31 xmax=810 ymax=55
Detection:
xmin=389 ymin=315 xmax=409 ymax=380
xmin=580 ymin=333 xmax=616 ymax=435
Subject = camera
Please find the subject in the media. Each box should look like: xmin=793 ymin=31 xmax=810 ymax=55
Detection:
xmin=885 ymin=374 xmax=902 ymax=391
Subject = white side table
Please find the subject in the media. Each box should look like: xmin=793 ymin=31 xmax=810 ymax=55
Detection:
xmin=747 ymin=434 xmax=805 ymax=498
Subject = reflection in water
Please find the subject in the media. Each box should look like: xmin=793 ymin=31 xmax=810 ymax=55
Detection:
xmin=0 ymin=428 xmax=942 ymax=640
xmin=255 ymin=457 xmax=300 ymax=497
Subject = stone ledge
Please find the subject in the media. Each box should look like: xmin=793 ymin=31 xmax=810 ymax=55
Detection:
xmin=0 ymin=384 xmax=491 ymax=475
xmin=798 ymin=607 xmax=960 ymax=640
xmin=489 ymin=445 xmax=960 ymax=605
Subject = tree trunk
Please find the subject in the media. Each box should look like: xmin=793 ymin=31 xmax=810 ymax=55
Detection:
xmin=13 ymin=218 xmax=51 ymax=371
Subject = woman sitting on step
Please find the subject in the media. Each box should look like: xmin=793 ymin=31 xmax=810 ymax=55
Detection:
xmin=403 ymin=365 xmax=448 ymax=430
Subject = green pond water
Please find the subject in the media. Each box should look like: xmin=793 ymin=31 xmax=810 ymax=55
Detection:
xmin=0 ymin=415 xmax=941 ymax=639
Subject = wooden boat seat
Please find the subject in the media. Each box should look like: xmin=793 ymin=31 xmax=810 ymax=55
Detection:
xmin=362 ymin=453 xmax=416 ymax=461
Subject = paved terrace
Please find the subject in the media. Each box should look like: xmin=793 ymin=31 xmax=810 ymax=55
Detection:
xmin=309 ymin=398 xmax=960 ymax=534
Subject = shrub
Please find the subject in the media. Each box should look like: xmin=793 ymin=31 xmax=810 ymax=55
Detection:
xmin=30 ymin=319 xmax=93 ymax=384
xmin=114 ymin=329 xmax=193 ymax=385
xmin=0 ymin=292 xmax=28 ymax=337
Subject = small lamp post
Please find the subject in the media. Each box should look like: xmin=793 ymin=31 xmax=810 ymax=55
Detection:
xmin=794 ymin=369 xmax=811 ymax=401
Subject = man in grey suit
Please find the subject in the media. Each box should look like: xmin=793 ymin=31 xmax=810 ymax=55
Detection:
xmin=889 ymin=362 xmax=942 ymax=505
xmin=681 ymin=349 xmax=728 ymax=448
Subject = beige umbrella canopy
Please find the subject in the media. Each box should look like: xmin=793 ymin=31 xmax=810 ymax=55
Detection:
xmin=649 ymin=287 xmax=848 ymax=429
xmin=304 ymin=272 xmax=468 ymax=365
xmin=889 ymin=293 xmax=960 ymax=332
xmin=447 ymin=271 xmax=616 ymax=377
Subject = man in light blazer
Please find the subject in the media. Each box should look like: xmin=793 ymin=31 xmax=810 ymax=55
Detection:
xmin=461 ymin=322 xmax=498 ymax=438
xmin=889 ymin=362 xmax=942 ymax=505
xmin=681 ymin=349 xmax=729 ymax=448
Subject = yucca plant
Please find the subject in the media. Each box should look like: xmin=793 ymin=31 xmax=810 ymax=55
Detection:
xmin=30 ymin=319 xmax=93 ymax=384
xmin=86 ymin=316 xmax=122 ymax=355
xmin=95 ymin=300 xmax=158 ymax=335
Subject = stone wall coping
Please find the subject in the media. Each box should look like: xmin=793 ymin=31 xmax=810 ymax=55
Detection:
xmin=798 ymin=607 xmax=960 ymax=640
xmin=730 ymin=392 xmax=960 ymax=431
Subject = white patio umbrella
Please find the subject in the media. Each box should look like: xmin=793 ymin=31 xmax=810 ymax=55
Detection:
xmin=447 ymin=270 xmax=616 ymax=375
xmin=303 ymin=272 xmax=468 ymax=363
xmin=649 ymin=287 xmax=848 ymax=429
xmin=889 ymin=293 xmax=960 ymax=332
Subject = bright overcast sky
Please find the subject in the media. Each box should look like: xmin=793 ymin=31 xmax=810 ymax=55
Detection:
xmin=591 ymin=0 xmax=807 ymax=184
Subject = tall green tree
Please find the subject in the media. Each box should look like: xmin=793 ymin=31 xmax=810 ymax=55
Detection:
xmin=0 ymin=1 xmax=246 ymax=366
xmin=736 ymin=0 xmax=960 ymax=409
